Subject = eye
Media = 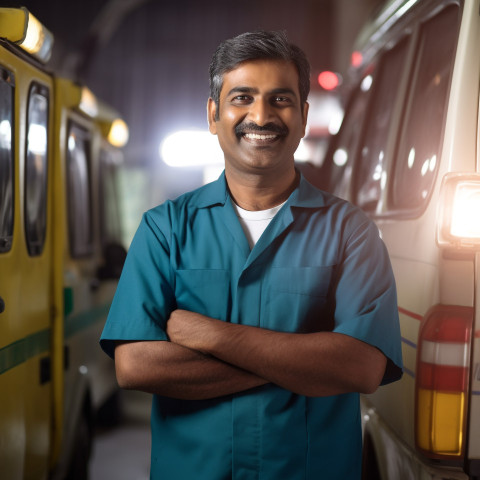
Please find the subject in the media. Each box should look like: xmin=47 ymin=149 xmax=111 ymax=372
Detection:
xmin=231 ymin=95 xmax=252 ymax=104
xmin=272 ymin=96 xmax=292 ymax=105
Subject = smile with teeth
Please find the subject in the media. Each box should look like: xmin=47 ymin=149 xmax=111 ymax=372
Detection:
xmin=243 ymin=133 xmax=278 ymax=140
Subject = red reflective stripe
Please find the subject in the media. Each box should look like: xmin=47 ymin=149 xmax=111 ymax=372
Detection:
xmin=417 ymin=363 xmax=468 ymax=391
xmin=398 ymin=306 xmax=423 ymax=321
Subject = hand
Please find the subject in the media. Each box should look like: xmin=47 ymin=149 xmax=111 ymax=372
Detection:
xmin=166 ymin=309 xmax=220 ymax=354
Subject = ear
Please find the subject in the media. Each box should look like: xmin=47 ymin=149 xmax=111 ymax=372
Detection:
xmin=207 ymin=98 xmax=217 ymax=134
xmin=301 ymin=102 xmax=309 ymax=138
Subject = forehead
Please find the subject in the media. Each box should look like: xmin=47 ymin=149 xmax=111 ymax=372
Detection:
xmin=221 ymin=59 xmax=300 ymax=97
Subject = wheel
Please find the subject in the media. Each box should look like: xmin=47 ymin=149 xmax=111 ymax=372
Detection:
xmin=65 ymin=408 xmax=93 ymax=480
xmin=361 ymin=433 xmax=381 ymax=480
xmin=95 ymin=390 xmax=123 ymax=428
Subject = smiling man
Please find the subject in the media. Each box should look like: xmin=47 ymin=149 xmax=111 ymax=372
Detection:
xmin=210 ymin=58 xmax=306 ymax=191
xmin=100 ymin=31 xmax=403 ymax=479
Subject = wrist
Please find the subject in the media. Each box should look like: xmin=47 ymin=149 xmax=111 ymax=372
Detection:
xmin=200 ymin=318 xmax=230 ymax=355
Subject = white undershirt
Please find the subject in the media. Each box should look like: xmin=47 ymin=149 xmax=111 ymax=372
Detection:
xmin=232 ymin=201 xmax=286 ymax=249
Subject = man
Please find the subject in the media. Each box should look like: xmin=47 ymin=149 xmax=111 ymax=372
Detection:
xmin=100 ymin=30 xmax=403 ymax=479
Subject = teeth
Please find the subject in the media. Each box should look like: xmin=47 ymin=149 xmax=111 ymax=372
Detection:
xmin=244 ymin=133 xmax=277 ymax=140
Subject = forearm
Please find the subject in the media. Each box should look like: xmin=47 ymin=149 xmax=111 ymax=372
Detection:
xmin=207 ymin=324 xmax=386 ymax=396
xmin=114 ymin=340 xmax=268 ymax=400
xmin=167 ymin=311 xmax=386 ymax=397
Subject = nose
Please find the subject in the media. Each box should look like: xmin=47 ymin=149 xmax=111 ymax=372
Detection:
xmin=247 ymin=98 xmax=274 ymax=126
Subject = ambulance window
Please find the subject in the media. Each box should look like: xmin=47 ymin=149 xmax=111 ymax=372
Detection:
xmin=322 ymin=68 xmax=375 ymax=199
xmin=99 ymin=148 xmax=123 ymax=247
xmin=0 ymin=68 xmax=14 ymax=253
xmin=391 ymin=4 xmax=460 ymax=210
xmin=353 ymin=36 xmax=409 ymax=211
xmin=66 ymin=123 xmax=93 ymax=257
xmin=25 ymin=84 xmax=49 ymax=256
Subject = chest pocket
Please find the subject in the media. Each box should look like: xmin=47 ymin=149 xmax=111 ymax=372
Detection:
xmin=175 ymin=269 xmax=230 ymax=321
xmin=262 ymin=266 xmax=335 ymax=333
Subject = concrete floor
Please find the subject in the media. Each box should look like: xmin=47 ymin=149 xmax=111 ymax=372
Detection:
xmin=89 ymin=391 xmax=152 ymax=480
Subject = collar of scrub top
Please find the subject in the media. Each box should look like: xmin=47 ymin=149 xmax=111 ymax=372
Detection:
xmin=195 ymin=170 xmax=336 ymax=212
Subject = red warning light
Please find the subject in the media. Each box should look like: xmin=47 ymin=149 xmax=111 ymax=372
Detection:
xmin=317 ymin=71 xmax=340 ymax=91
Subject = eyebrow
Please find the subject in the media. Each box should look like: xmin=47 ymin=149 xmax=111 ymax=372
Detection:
xmin=226 ymin=86 xmax=298 ymax=97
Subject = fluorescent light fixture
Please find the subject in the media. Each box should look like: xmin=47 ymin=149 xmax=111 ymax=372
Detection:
xmin=160 ymin=130 xmax=224 ymax=167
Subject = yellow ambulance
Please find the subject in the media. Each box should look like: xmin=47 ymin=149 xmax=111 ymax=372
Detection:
xmin=315 ymin=0 xmax=480 ymax=478
xmin=0 ymin=8 xmax=128 ymax=479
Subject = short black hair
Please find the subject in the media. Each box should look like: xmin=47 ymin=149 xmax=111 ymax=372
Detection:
xmin=209 ymin=30 xmax=310 ymax=119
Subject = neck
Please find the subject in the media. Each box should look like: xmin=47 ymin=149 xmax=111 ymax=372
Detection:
xmin=225 ymin=167 xmax=299 ymax=211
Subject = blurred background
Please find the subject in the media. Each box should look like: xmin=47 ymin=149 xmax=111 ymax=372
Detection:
xmin=7 ymin=0 xmax=385 ymax=244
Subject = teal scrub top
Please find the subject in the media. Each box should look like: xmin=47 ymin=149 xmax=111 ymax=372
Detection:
xmin=101 ymin=172 xmax=403 ymax=480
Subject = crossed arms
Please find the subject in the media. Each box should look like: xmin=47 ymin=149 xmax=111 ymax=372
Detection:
xmin=114 ymin=309 xmax=387 ymax=400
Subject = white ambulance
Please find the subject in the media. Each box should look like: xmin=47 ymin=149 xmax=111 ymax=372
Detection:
xmin=315 ymin=0 xmax=480 ymax=478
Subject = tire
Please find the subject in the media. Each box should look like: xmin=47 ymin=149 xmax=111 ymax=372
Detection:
xmin=361 ymin=433 xmax=381 ymax=480
xmin=65 ymin=407 xmax=93 ymax=480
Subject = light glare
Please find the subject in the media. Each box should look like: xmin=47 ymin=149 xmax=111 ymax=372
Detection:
xmin=407 ymin=148 xmax=415 ymax=168
xmin=108 ymin=119 xmax=129 ymax=147
xmin=351 ymin=51 xmax=363 ymax=68
xmin=450 ymin=183 xmax=480 ymax=239
xmin=361 ymin=75 xmax=373 ymax=92
xmin=79 ymin=88 xmax=98 ymax=118
xmin=28 ymin=123 xmax=47 ymax=155
xmin=68 ymin=134 xmax=76 ymax=152
xmin=294 ymin=139 xmax=310 ymax=162
xmin=333 ymin=148 xmax=348 ymax=167
xmin=0 ymin=119 xmax=11 ymax=148
xmin=160 ymin=130 xmax=224 ymax=167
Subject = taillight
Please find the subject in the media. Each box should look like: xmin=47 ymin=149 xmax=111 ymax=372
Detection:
xmin=415 ymin=305 xmax=473 ymax=458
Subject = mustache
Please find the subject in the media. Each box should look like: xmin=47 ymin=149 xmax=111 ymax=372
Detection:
xmin=235 ymin=122 xmax=289 ymax=137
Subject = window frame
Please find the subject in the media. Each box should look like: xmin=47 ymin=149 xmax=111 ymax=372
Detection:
xmin=24 ymin=81 xmax=49 ymax=257
xmin=66 ymin=121 xmax=94 ymax=258
xmin=351 ymin=34 xmax=411 ymax=213
xmin=387 ymin=2 xmax=462 ymax=216
xmin=0 ymin=66 xmax=15 ymax=254
xmin=320 ymin=62 xmax=378 ymax=201
xmin=98 ymin=146 xmax=124 ymax=248
xmin=325 ymin=0 xmax=463 ymax=220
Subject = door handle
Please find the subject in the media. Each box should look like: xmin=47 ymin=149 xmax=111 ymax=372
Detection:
xmin=0 ymin=296 xmax=4 ymax=313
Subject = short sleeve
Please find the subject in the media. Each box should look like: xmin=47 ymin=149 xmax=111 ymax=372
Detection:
xmin=333 ymin=218 xmax=403 ymax=385
xmin=100 ymin=210 xmax=175 ymax=358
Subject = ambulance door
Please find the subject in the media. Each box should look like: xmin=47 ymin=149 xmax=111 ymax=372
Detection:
xmin=61 ymin=120 xmax=96 ymax=458
xmin=0 ymin=58 xmax=53 ymax=479
xmin=22 ymin=79 xmax=53 ymax=480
